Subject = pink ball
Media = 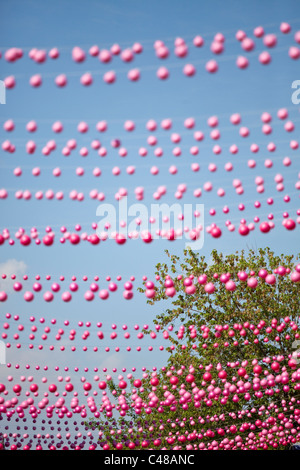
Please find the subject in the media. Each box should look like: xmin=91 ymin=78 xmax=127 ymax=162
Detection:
xmin=99 ymin=289 xmax=109 ymax=300
xmin=236 ymin=56 xmax=249 ymax=69
xmin=211 ymin=41 xmax=224 ymax=54
xmin=239 ymin=224 xmax=249 ymax=236
xmin=111 ymin=44 xmax=121 ymax=55
xmin=205 ymin=60 xmax=218 ymax=73
xmin=280 ymin=22 xmax=291 ymax=34
xmin=4 ymin=76 xmax=16 ymax=89
xmin=193 ymin=35 xmax=204 ymax=47
xmin=55 ymin=74 xmax=67 ymax=87
xmin=34 ymin=49 xmax=47 ymax=63
xmin=289 ymin=46 xmax=300 ymax=60
xmin=132 ymin=42 xmax=143 ymax=54
xmin=183 ymin=64 xmax=196 ymax=76
xmin=29 ymin=74 xmax=42 ymax=87
xmin=161 ymin=118 xmax=172 ymax=130
xmin=239 ymin=127 xmax=249 ymax=137
xmin=26 ymin=120 xmax=37 ymax=132
xmin=52 ymin=121 xmax=63 ymax=133
xmin=241 ymin=37 xmax=255 ymax=51
xmin=72 ymin=46 xmax=85 ymax=62
xmin=128 ymin=69 xmax=140 ymax=81
xmin=204 ymin=282 xmax=215 ymax=294
xmin=99 ymin=49 xmax=112 ymax=63
xmin=230 ymin=113 xmax=241 ymax=125
xmin=44 ymin=292 xmax=54 ymax=302
xmin=156 ymin=45 xmax=169 ymax=59
xmin=259 ymin=51 xmax=271 ymax=64
xmin=253 ymin=26 xmax=265 ymax=38
xmin=62 ymin=291 xmax=72 ymax=302
xmin=157 ymin=66 xmax=169 ymax=79
xmin=103 ymin=71 xmax=116 ymax=84
xmin=80 ymin=73 xmax=93 ymax=86
xmin=89 ymin=45 xmax=99 ymax=56
xmin=24 ymin=291 xmax=34 ymax=302
xmin=284 ymin=219 xmax=296 ymax=230
xmin=121 ymin=48 xmax=134 ymax=62
xmin=265 ymin=274 xmax=276 ymax=285
xmin=49 ymin=48 xmax=59 ymax=59
xmin=236 ymin=30 xmax=247 ymax=41
xmin=263 ymin=34 xmax=277 ymax=48
xmin=260 ymin=222 xmax=271 ymax=233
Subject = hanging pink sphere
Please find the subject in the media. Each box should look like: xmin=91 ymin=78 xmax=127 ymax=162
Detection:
xmin=241 ymin=37 xmax=255 ymax=51
xmin=4 ymin=76 xmax=16 ymax=89
xmin=260 ymin=222 xmax=271 ymax=233
xmin=263 ymin=34 xmax=277 ymax=47
xmin=49 ymin=47 xmax=59 ymax=59
xmin=20 ymin=234 xmax=31 ymax=246
xmin=80 ymin=72 xmax=93 ymax=86
xmin=121 ymin=48 xmax=134 ymax=62
xmin=265 ymin=274 xmax=276 ymax=285
xmin=236 ymin=56 xmax=249 ymax=69
xmin=127 ymin=68 xmax=140 ymax=81
xmin=43 ymin=235 xmax=54 ymax=246
xmin=230 ymin=113 xmax=241 ymax=125
xmin=284 ymin=219 xmax=296 ymax=230
xmin=0 ymin=291 xmax=7 ymax=301
xmin=204 ymin=282 xmax=215 ymax=294
xmin=211 ymin=226 xmax=222 ymax=238
xmin=62 ymin=292 xmax=72 ymax=302
xmin=29 ymin=74 xmax=42 ymax=87
xmin=238 ymin=224 xmax=249 ymax=236
xmin=99 ymin=289 xmax=109 ymax=300
xmin=205 ymin=60 xmax=218 ymax=73
xmin=72 ymin=46 xmax=85 ymax=62
xmin=157 ymin=66 xmax=169 ymax=79
xmin=103 ymin=71 xmax=116 ymax=84
xmin=183 ymin=64 xmax=196 ymax=76
xmin=194 ymin=35 xmax=204 ymax=47
xmin=98 ymin=49 xmax=111 ymax=63
xmin=225 ymin=280 xmax=236 ymax=291
xmin=44 ymin=291 xmax=54 ymax=302
xmin=69 ymin=233 xmax=80 ymax=245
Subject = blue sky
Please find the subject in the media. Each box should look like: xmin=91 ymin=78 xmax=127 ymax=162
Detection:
xmin=0 ymin=0 xmax=300 ymax=448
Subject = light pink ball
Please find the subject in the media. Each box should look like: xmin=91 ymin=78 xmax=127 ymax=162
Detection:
xmin=99 ymin=49 xmax=112 ymax=63
xmin=183 ymin=64 xmax=196 ymax=76
xmin=157 ymin=66 xmax=169 ymax=79
xmin=72 ymin=47 xmax=85 ymax=62
xmin=128 ymin=69 xmax=140 ymax=81
xmin=236 ymin=56 xmax=249 ymax=69
xmin=80 ymin=73 xmax=93 ymax=86
xmin=259 ymin=51 xmax=271 ymax=64
xmin=29 ymin=74 xmax=42 ymax=87
xmin=121 ymin=48 xmax=134 ymax=62
xmin=49 ymin=48 xmax=59 ymax=59
xmin=55 ymin=74 xmax=67 ymax=87
xmin=241 ymin=37 xmax=255 ymax=51
xmin=205 ymin=60 xmax=218 ymax=73
xmin=103 ymin=71 xmax=116 ymax=84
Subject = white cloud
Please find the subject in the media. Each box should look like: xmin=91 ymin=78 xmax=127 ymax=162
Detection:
xmin=0 ymin=259 xmax=27 ymax=293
